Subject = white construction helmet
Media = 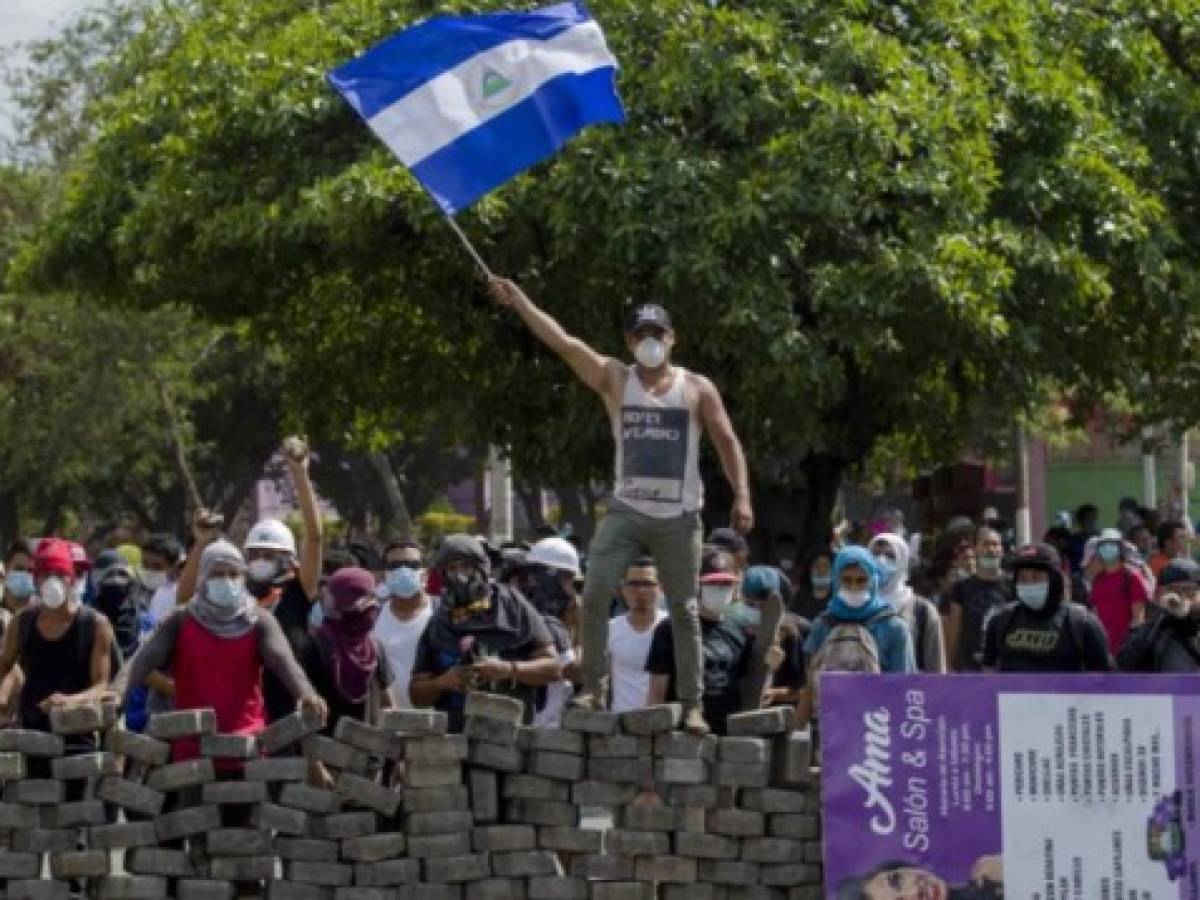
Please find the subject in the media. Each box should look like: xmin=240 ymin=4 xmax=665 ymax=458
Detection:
xmin=526 ymin=537 xmax=581 ymax=577
xmin=244 ymin=519 xmax=297 ymax=556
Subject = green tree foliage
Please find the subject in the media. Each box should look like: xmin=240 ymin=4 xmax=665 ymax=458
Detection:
xmin=12 ymin=0 xmax=1200 ymax=546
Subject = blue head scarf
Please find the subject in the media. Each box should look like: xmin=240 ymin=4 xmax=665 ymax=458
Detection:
xmin=827 ymin=545 xmax=889 ymax=622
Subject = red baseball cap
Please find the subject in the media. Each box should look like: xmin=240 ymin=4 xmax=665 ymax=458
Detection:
xmin=35 ymin=538 xmax=75 ymax=579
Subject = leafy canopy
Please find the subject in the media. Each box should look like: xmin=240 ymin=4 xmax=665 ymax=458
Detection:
xmin=12 ymin=0 xmax=1200 ymax=528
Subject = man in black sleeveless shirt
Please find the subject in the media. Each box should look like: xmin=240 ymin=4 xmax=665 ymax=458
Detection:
xmin=0 ymin=538 xmax=117 ymax=769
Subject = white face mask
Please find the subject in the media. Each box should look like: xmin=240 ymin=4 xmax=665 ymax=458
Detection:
xmin=840 ymin=588 xmax=871 ymax=608
xmin=1016 ymin=582 xmax=1049 ymax=611
xmin=634 ymin=337 xmax=667 ymax=369
xmin=206 ymin=576 xmax=245 ymax=610
xmin=699 ymin=584 xmax=734 ymax=617
xmin=247 ymin=559 xmax=278 ymax=583
xmin=977 ymin=554 xmax=1001 ymax=573
xmin=40 ymin=576 xmax=69 ymax=610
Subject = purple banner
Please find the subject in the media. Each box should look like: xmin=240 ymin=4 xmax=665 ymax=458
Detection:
xmin=821 ymin=674 xmax=1200 ymax=899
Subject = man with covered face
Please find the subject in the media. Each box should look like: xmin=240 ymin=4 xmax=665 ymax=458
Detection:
xmin=1117 ymin=559 xmax=1200 ymax=673
xmin=982 ymin=543 xmax=1112 ymax=673
xmin=488 ymin=277 xmax=752 ymax=735
xmin=409 ymin=534 xmax=561 ymax=731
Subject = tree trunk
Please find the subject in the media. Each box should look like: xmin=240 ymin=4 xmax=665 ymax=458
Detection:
xmin=553 ymin=484 xmax=589 ymax=542
xmin=368 ymin=451 xmax=413 ymax=537
xmin=516 ymin=479 xmax=547 ymax=534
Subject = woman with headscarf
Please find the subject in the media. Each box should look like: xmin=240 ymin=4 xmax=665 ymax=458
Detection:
xmin=307 ymin=566 xmax=394 ymax=732
xmin=869 ymin=533 xmax=947 ymax=673
xmin=797 ymin=546 xmax=915 ymax=726
xmin=117 ymin=540 xmax=326 ymax=764
xmin=303 ymin=566 xmax=394 ymax=788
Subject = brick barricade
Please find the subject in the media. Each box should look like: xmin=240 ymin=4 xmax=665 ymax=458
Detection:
xmin=0 ymin=699 xmax=823 ymax=899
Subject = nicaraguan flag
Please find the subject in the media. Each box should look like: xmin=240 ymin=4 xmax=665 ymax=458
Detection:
xmin=328 ymin=1 xmax=626 ymax=215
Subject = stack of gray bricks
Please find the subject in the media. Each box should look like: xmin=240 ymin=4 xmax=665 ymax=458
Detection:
xmin=0 ymin=695 xmax=823 ymax=899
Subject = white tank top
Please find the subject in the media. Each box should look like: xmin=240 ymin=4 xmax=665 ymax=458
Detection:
xmin=610 ymin=366 xmax=703 ymax=518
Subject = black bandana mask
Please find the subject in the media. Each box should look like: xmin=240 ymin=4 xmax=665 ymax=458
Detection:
xmin=95 ymin=582 xmax=133 ymax=617
xmin=523 ymin=569 xmax=571 ymax=621
xmin=446 ymin=570 xmax=491 ymax=622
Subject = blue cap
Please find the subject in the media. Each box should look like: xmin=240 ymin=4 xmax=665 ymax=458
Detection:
xmin=741 ymin=565 xmax=781 ymax=599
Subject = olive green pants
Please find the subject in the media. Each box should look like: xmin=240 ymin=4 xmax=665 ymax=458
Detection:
xmin=581 ymin=505 xmax=704 ymax=704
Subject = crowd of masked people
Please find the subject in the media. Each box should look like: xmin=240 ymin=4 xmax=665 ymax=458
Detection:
xmin=0 ymin=450 xmax=1195 ymax=782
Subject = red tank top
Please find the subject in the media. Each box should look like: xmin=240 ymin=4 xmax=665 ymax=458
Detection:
xmin=172 ymin=613 xmax=265 ymax=764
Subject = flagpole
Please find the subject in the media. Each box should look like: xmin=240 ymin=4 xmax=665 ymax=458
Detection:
xmin=445 ymin=216 xmax=493 ymax=279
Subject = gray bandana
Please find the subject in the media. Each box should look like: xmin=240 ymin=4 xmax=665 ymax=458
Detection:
xmin=189 ymin=539 xmax=258 ymax=639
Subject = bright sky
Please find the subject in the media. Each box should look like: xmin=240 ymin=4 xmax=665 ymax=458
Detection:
xmin=0 ymin=0 xmax=91 ymax=144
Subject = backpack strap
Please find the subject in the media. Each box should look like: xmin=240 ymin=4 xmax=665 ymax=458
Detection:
xmin=1062 ymin=603 xmax=1092 ymax=672
xmin=913 ymin=600 xmax=929 ymax=672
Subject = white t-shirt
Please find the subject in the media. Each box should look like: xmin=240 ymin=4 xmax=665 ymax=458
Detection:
xmin=147 ymin=583 xmax=179 ymax=627
xmin=373 ymin=600 xmax=433 ymax=708
xmin=533 ymin=647 xmax=575 ymax=729
xmin=608 ymin=610 xmax=667 ymax=713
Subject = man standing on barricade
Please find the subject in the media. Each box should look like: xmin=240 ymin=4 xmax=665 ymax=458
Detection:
xmin=488 ymin=277 xmax=752 ymax=735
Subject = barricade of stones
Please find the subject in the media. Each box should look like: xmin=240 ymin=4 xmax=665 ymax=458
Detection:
xmin=0 ymin=695 xmax=821 ymax=899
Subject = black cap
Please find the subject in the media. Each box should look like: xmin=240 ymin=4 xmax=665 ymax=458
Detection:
xmin=707 ymin=527 xmax=748 ymax=556
xmin=624 ymin=303 xmax=672 ymax=334
xmin=1159 ymin=558 xmax=1200 ymax=587
xmin=700 ymin=546 xmax=736 ymax=579
xmin=1010 ymin=542 xmax=1061 ymax=574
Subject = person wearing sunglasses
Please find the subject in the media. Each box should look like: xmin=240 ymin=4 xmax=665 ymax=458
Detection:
xmin=608 ymin=557 xmax=668 ymax=714
xmin=372 ymin=539 xmax=432 ymax=709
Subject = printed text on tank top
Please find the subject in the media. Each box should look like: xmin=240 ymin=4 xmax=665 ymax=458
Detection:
xmin=611 ymin=365 xmax=704 ymax=518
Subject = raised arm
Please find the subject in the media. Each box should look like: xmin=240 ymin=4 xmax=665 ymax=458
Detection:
xmin=284 ymin=437 xmax=323 ymax=600
xmin=488 ymin=277 xmax=619 ymax=396
xmin=695 ymin=375 xmax=753 ymax=533
xmin=177 ymin=511 xmax=221 ymax=605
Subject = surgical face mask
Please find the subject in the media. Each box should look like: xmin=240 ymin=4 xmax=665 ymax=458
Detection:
xmin=977 ymin=554 xmax=1001 ymax=574
xmin=142 ymin=570 xmax=167 ymax=592
xmin=699 ymin=584 xmax=734 ymax=617
xmin=385 ymin=566 xmax=423 ymax=600
xmin=839 ymin=588 xmax=871 ymax=608
xmin=734 ymin=602 xmax=762 ymax=628
xmin=811 ymin=574 xmax=833 ymax=595
xmin=6 ymin=571 xmax=35 ymax=601
xmin=247 ymin=558 xmax=279 ymax=583
xmin=206 ymin=577 xmax=245 ymax=610
xmin=634 ymin=336 xmax=667 ymax=369
xmin=1016 ymin=582 xmax=1049 ymax=610
xmin=872 ymin=555 xmax=897 ymax=584
xmin=1097 ymin=544 xmax=1121 ymax=566
xmin=40 ymin=576 xmax=68 ymax=610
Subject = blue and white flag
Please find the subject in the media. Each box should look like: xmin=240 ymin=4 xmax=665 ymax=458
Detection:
xmin=328 ymin=1 xmax=625 ymax=216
